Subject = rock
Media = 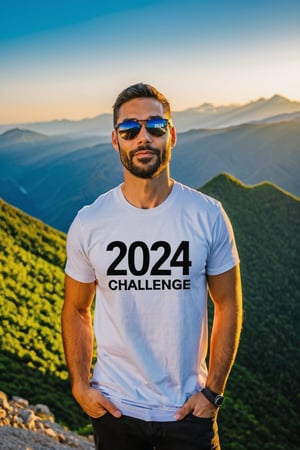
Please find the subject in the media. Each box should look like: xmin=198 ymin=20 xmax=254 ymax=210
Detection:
xmin=44 ymin=426 xmax=60 ymax=441
xmin=0 ymin=392 xmax=9 ymax=410
xmin=32 ymin=403 xmax=54 ymax=421
xmin=19 ymin=409 xmax=36 ymax=429
xmin=12 ymin=396 xmax=29 ymax=408
xmin=0 ymin=392 xmax=94 ymax=449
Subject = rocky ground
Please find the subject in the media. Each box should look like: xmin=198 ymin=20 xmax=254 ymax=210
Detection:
xmin=0 ymin=392 xmax=94 ymax=450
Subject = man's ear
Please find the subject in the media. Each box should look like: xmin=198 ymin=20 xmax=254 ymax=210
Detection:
xmin=170 ymin=125 xmax=177 ymax=148
xmin=112 ymin=130 xmax=119 ymax=152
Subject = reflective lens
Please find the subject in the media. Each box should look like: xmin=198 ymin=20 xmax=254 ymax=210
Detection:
xmin=116 ymin=117 xmax=169 ymax=140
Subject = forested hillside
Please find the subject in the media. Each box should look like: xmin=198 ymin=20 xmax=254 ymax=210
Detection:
xmin=201 ymin=174 xmax=300 ymax=449
xmin=0 ymin=175 xmax=299 ymax=449
xmin=0 ymin=199 xmax=87 ymax=428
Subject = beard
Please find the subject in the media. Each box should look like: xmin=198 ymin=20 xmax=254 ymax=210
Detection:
xmin=118 ymin=142 xmax=171 ymax=179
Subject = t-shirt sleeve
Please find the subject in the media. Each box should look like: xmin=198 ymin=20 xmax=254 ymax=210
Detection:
xmin=65 ymin=215 xmax=96 ymax=283
xmin=206 ymin=204 xmax=239 ymax=275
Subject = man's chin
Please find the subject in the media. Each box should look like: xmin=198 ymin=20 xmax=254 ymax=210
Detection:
xmin=128 ymin=161 xmax=160 ymax=179
xmin=132 ymin=170 xmax=157 ymax=179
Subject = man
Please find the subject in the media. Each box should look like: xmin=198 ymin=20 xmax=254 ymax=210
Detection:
xmin=62 ymin=83 xmax=243 ymax=450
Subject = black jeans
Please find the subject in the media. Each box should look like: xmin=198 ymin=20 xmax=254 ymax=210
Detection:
xmin=90 ymin=413 xmax=220 ymax=450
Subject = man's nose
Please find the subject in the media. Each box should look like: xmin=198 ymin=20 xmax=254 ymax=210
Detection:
xmin=137 ymin=124 xmax=152 ymax=142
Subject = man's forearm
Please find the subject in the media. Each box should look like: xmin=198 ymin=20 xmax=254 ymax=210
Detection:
xmin=206 ymin=266 xmax=243 ymax=393
xmin=206 ymin=297 xmax=242 ymax=393
xmin=61 ymin=304 xmax=94 ymax=391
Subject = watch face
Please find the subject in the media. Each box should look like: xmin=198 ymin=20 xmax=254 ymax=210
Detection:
xmin=214 ymin=395 xmax=224 ymax=407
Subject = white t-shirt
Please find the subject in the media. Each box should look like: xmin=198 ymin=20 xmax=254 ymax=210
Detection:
xmin=65 ymin=181 xmax=239 ymax=421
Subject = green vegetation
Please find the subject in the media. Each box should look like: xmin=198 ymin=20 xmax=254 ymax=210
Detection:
xmin=0 ymin=199 xmax=87 ymax=428
xmin=0 ymin=174 xmax=299 ymax=449
xmin=202 ymin=174 xmax=300 ymax=449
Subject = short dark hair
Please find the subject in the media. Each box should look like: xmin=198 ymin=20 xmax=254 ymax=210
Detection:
xmin=113 ymin=83 xmax=171 ymax=126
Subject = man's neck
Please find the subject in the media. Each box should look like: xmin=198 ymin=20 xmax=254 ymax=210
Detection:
xmin=121 ymin=170 xmax=174 ymax=209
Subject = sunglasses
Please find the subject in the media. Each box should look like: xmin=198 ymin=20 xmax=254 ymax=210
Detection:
xmin=116 ymin=117 xmax=170 ymax=140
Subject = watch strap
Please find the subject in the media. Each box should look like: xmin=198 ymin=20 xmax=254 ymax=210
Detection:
xmin=201 ymin=386 xmax=224 ymax=407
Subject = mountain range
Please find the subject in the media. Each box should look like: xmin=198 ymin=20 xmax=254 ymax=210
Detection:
xmin=0 ymin=93 xmax=299 ymax=232
xmin=0 ymin=94 xmax=299 ymax=136
xmin=0 ymin=115 xmax=299 ymax=231
xmin=1 ymin=174 xmax=299 ymax=450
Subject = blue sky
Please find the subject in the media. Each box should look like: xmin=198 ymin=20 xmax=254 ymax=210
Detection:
xmin=1 ymin=0 xmax=299 ymax=123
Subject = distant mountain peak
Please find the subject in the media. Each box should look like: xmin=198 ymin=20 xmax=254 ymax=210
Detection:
xmin=1 ymin=127 xmax=46 ymax=137
xmin=0 ymin=127 xmax=48 ymax=144
xmin=267 ymin=94 xmax=290 ymax=103
xmin=270 ymin=93 xmax=285 ymax=100
xmin=251 ymin=94 xmax=299 ymax=107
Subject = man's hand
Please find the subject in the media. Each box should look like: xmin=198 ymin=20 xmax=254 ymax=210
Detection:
xmin=72 ymin=384 xmax=122 ymax=419
xmin=175 ymin=392 xmax=217 ymax=421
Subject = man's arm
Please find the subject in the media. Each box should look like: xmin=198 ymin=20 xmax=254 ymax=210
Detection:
xmin=206 ymin=264 xmax=243 ymax=393
xmin=175 ymin=265 xmax=243 ymax=419
xmin=61 ymin=274 xmax=121 ymax=418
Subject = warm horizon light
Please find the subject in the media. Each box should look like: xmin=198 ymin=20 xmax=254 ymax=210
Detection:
xmin=1 ymin=0 xmax=300 ymax=124
xmin=1 ymin=92 xmax=300 ymax=126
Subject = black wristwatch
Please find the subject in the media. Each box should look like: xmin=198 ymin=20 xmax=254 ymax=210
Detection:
xmin=201 ymin=386 xmax=224 ymax=407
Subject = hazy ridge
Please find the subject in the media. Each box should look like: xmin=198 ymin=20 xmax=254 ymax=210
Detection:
xmin=0 ymin=116 xmax=299 ymax=232
xmin=0 ymin=94 xmax=299 ymax=136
